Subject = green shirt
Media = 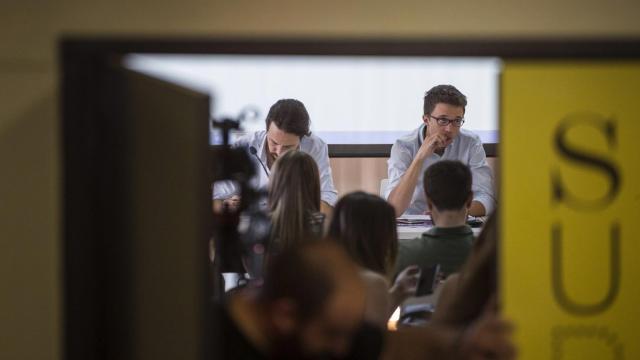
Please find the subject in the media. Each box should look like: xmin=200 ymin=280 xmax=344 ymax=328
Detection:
xmin=394 ymin=225 xmax=474 ymax=277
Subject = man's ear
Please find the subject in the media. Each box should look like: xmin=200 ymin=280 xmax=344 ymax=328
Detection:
xmin=270 ymin=299 xmax=298 ymax=334
xmin=422 ymin=114 xmax=429 ymax=124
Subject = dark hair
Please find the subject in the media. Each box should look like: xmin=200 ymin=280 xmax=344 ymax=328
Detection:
xmin=423 ymin=160 xmax=472 ymax=211
xmin=423 ymin=85 xmax=467 ymax=116
xmin=260 ymin=241 xmax=358 ymax=321
xmin=265 ymin=99 xmax=310 ymax=137
xmin=269 ymin=150 xmax=322 ymax=251
xmin=260 ymin=243 xmax=334 ymax=321
xmin=328 ymin=192 xmax=398 ymax=275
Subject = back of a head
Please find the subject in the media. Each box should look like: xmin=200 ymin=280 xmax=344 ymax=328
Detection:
xmin=423 ymin=160 xmax=472 ymax=211
xmin=423 ymin=84 xmax=467 ymax=115
xmin=260 ymin=240 xmax=364 ymax=322
xmin=268 ymin=150 xmax=322 ymax=251
xmin=265 ymin=99 xmax=311 ymax=137
xmin=328 ymin=191 xmax=398 ymax=275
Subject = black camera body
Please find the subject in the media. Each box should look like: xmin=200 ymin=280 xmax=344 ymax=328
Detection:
xmin=210 ymin=116 xmax=272 ymax=298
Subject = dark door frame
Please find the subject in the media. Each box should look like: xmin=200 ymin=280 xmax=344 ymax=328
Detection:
xmin=60 ymin=36 xmax=640 ymax=360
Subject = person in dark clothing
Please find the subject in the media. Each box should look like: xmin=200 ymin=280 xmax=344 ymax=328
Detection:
xmin=214 ymin=241 xmax=373 ymax=360
xmin=394 ymin=160 xmax=477 ymax=277
xmin=213 ymin=239 xmax=515 ymax=360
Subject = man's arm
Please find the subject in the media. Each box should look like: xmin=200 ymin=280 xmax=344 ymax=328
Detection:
xmin=211 ymin=133 xmax=260 ymax=214
xmin=468 ymin=140 xmax=495 ymax=216
xmin=320 ymin=201 xmax=333 ymax=221
xmin=387 ymin=132 xmax=447 ymax=216
xmin=469 ymin=201 xmax=486 ymax=217
xmin=212 ymin=196 xmax=241 ymax=214
xmin=212 ymin=199 xmax=223 ymax=214
xmin=381 ymin=313 xmax=515 ymax=360
xmin=212 ymin=180 xmax=241 ymax=214
xmin=308 ymin=136 xmax=338 ymax=212
xmin=387 ymin=153 xmax=427 ymax=217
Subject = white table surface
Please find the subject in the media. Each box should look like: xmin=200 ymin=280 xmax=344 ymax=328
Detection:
xmin=397 ymin=215 xmax=484 ymax=240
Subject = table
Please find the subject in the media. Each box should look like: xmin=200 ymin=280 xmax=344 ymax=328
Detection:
xmin=397 ymin=225 xmax=483 ymax=240
xmin=396 ymin=215 xmax=484 ymax=240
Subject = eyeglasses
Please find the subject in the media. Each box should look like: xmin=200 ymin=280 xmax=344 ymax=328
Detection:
xmin=428 ymin=115 xmax=465 ymax=127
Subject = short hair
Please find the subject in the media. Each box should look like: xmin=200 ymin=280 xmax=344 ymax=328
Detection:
xmin=423 ymin=85 xmax=467 ymax=116
xmin=423 ymin=160 xmax=472 ymax=211
xmin=328 ymin=192 xmax=398 ymax=275
xmin=265 ymin=99 xmax=310 ymax=137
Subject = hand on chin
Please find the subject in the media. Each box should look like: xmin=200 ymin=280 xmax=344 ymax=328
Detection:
xmin=438 ymin=138 xmax=453 ymax=151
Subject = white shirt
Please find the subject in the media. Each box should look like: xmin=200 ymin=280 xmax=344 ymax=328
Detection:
xmin=212 ymin=130 xmax=338 ymax=206
xmin=384 ymin=125 xmax=496 ymax=215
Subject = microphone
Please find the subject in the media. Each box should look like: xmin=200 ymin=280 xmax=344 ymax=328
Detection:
xmin=249 ymin=146 xmax=270 ymax=178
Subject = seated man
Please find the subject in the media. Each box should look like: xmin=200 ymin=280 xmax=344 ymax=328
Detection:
xmin=385 ymin=85 xmax=495 ymax=216
xmin=394 ymin=160 xmax=475 ymax=277
xmin=213 ymin=99 xmax=337 ymax=215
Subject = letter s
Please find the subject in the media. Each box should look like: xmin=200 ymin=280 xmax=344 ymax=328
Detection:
xmin=551 ymin=113 xmax=620 ymax=210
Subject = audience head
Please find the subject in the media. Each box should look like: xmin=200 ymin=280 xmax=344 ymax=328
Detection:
xmin=423 ymin=160 xmax=473 ymax=214
xmin=265 ymin=99 xmax=311 ymax=160
xmin=268 ymin=150 xmax=322 ymax=251
xmin=259 ymin=241 xmax=365 ymax=359
xmin=328 ymin=191 xmax=398 ymax=276
xmin=422 ymin=85 xmax=467 ymax=145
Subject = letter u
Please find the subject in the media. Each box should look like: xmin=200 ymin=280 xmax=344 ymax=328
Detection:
xmin=551 ymin=223 xmax=620 ymax=315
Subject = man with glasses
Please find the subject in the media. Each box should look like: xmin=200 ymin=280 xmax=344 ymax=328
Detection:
xmin=384 ymin=85 xmax=495 ymax=217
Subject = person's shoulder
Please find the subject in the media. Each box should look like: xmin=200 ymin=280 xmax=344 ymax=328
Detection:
xmin=458 ymin=128 xmax=482 ymax=145
xmin=390 ymin=126 xmax=421 ymax=158
xmin=460 ymin=231 xmax=475 ymax=245
xmin=445 ymin=231 xmax=474 ymax=245
xmin=396 ymin=237 xmax=429 ymax=269
xmin=301 ymin=133 xmax=329 ymax=157
xmin=360 ymin=270 xmax=390 ymax=293
xmin=428 ymin=228 xmax=474 ymax=250
xmin=420 ymin=230 xmax=438 ymax=244
xmin=304 ymin=132 xmax=327 ymax=146
xmin=395 ymin=126 xmax=421 ymax=146
xmin=399 ymin=235 xmax=427 ymax=253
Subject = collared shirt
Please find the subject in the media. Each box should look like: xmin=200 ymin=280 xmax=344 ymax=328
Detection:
xmin=394 ymin=225 xmax=474 ymax=276
xmin=212 ymin=130 xmax=338 ymax=206
xmin=384 ymin=124 xmax=496 ymax=215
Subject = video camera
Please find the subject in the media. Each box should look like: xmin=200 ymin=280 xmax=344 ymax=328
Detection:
xmin=210 ymin=111 xmax=272 ymax=299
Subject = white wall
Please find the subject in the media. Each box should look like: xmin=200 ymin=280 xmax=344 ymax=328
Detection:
xmin=126 ymin=54 xmax=501 ymax=143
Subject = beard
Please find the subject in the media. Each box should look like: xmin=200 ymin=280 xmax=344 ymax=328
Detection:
xmin=266 ymin=152 xmax=278 ymax=168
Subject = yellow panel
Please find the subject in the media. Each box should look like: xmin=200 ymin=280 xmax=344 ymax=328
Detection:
xmin=501 ymin=61 xmax=640 ymax=360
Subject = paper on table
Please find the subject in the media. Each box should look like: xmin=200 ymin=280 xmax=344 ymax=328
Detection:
xmin=397 ymin=214 xmax=432 ymax=226
xmin=397 ymin=215 xmax=484 ymax=227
